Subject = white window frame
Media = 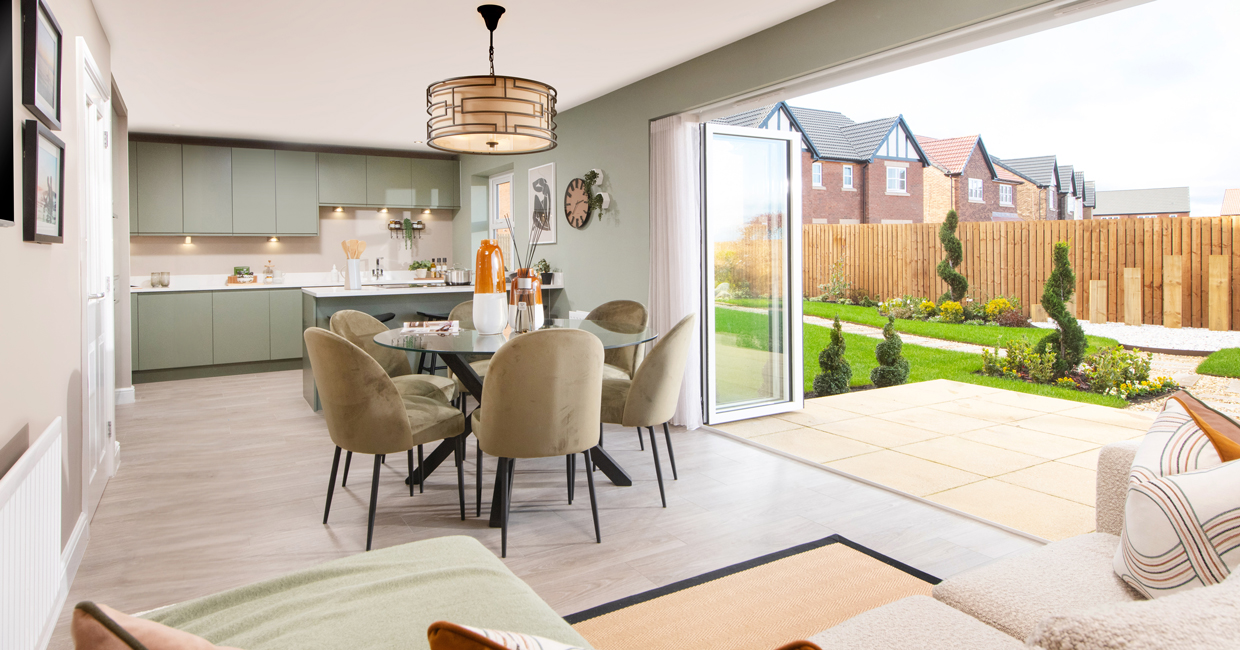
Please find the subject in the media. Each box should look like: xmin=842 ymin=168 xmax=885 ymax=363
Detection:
xmin=886 ymin=166 xmax=906 ymax=194
xmin=999 ymin=184 xmax=1013 ymax=206
xmin=842 ymin=164 xmax=853 ymax=190
xmin=967 ymin=178 xmax=984 ymax=203
xmin=488 ymin=172 xmax=516 ymax=265
xmin=811 ymin=162 xmax=823 ymax=188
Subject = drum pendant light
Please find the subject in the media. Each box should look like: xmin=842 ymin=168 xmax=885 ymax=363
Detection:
xmin=426 ymin=5 xmax=557 ymax=155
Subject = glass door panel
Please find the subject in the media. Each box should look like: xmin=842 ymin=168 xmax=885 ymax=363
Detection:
xmin=703 ymin=124 xmax=802 ymax=424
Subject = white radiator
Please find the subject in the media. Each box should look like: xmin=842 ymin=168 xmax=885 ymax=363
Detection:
xmin=0 ymin=418 xmax=64 ymax=650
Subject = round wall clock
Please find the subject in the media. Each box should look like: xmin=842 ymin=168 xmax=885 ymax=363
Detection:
xmin=564 ymin=178 xmax=591 ymax=229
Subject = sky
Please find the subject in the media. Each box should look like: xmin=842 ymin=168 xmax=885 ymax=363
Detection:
xmin=790 ymin=0 xmax=1239 ymax=216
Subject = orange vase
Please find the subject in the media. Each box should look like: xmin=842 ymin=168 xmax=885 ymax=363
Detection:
xmin=473 ymin=240 xmax=508 ymax=335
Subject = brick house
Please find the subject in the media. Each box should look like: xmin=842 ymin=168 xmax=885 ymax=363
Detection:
xmin=1220 ymin=189 xmax=1240 ymax=217
xmin=993 ymin=155 xmax=1064 ymax=221
xmin=916 ymin=135 xmax=1022 ymax=223
xmin=715 ymin=102 xmax=931 ymax=224
xmin=1093 ymin=187 xmax=1191 ymax=219
xmin=1084 ymin=180 xmax=1097 ymax=219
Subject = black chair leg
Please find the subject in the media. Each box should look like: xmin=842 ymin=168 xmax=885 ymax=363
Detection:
xmin=324 ymin=446 xmax=341 ymax=524
xmin=637 ymin=427 xmax=644 ymax=450
xmin=407 ymin=449 xmax=415 ymax=496
xmin=648 ymin=426 xmax=667 ymax=508
xmin=583 ymin=449 xmax=601 ymax=543
xmin=379 ymin=454 xmax=386 ymax=464
xmin=663 ymin=422 xmax=678 ymax=480
xmin=417 ymin=445 xmax=424 ymax=494
xmin=566 ymin=455 xmax=575 ymax=504
xmin=455 ymin=435 xmax=466 ymax=521
xmin=476 ymin=439 xmax=483 ymax=518
xmin=341 ymin=450 xmax=352 ymax=487
xmin=366 ymin=455 xmax=382 ymax=551
xmin=498 ymin=458 xmax=513 ymax=558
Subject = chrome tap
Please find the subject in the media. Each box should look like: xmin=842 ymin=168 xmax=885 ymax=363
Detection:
xmin=373 ymin=257 xmax=385 ymax=280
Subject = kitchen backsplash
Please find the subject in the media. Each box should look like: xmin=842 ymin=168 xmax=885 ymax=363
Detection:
xmin=129 ymin=207 xmax=454 ymax=276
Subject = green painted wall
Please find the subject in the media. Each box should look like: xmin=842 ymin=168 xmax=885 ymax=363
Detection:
xmin=453 ymin=0 xmax=1047 ymax=312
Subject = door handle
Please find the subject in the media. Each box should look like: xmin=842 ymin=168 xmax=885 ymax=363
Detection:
xmin=88 ymin=292 xmax=106 ymax=299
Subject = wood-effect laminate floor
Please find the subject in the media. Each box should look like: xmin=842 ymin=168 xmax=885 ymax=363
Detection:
xmin=50 ymin=370 xmax=1041 ymax=649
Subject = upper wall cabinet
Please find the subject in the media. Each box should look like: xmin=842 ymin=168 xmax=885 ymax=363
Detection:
xmin=182 ymin=145 xmax=233 ymax=234
xmin=366 ymin=156 xmax=413 ymax=207
xmin=275 ymin=151 xmax=319 ymax=235
xmin=317 ymin=153 xmax=367 ymax=206
xmin=232 ymin=148 xmax=277 ymax=234
xmin=135 ymin=142 xmax=184 ymax=234
xmin=411 ymin=158 xmax=460 ymax=209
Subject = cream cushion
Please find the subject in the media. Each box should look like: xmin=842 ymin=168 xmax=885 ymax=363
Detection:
xmin=933 ymin=533 xmax=1141 ymax=640
xmin=1028 ymin=570 xmax=1240 ymax=649
xmin=1114 ymin=399 xmax=1238 ymax=598
xmin=806 ymin=596 xmax=1024 ymax=649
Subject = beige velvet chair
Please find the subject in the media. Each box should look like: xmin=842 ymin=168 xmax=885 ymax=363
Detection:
xmin=329 ymin=310 xmax=457 ymax=404
xmin=585 ymin=300 xmax=648 ymax=380
xmin=470 ymin=328 xmax=604 ymax=557
xmin=305 ymin=327 xmax=467 ymax=550
xmin=599 ymin=313 xmax=695 ymax=507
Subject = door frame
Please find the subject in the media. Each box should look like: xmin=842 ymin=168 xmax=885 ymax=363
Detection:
xmin=701 ymin=122 xmax=803 ymax=425
xmin=78 ymin=37 xmax=116 ymax=520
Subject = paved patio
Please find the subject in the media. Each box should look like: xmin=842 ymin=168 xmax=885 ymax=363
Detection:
xmin=712 ymin=380 xmax=1154 ymax=541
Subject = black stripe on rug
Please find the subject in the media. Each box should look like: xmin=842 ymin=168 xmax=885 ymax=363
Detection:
xmin=563 ymin=534 xmax=940 ymax=624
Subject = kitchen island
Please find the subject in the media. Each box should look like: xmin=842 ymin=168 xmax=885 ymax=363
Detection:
xmin=301 ymin=281 xmax=565 ymax=409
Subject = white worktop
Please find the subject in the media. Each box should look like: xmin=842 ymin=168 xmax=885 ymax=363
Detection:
xmin=303 ymin=281 xmax=564 ymax=298
xmin=132 ymin=271 xmax=565 ymax=297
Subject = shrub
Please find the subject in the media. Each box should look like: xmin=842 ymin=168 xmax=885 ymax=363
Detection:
xmin=996 ymin=310 xmax=1032 ymax=328
xmin=871 ymin=316 xmax=910 ymax=387
xmin=1056 ymin=377 xmax=1079 ymax=389
xmin=939 ymin=301 xmax=964 ymax=324
xmin=858 ymin=295 xmax=878 ymax=308
xmin=920 ymin=300 xmax=937 ymax=318
xmin=813 ymin=316 xmax=852 ymax=396
xmin=936 ymin=210 xmax=968 ymax=301
xmin=982 ymin=338 xmax=1057 ymax=384
xmin=1081 ymin=345 xmax=1152 ymax=395
xmin=1037 ymin=242 xmax=1086 ymax=376
xmin=985 ymin=298 xmax=1015 ymax=321
xmin=1109 ymin=377 xmax=1179 ymax=400
xmin=846 ymin=287 xmax=874 ymax=306
xmin=962 ymin=300 xmax=986 ymax=322
xmin=817 ymin=260 xmax=850 ymax=302
xmin=879 ymin=296 xmax=921 ymax=320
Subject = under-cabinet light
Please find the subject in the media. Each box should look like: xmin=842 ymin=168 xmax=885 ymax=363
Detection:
xmin=268 ymin=237 xmax=280 ymax=242
xmin=184 ymin=236 xmax=192 ymax=244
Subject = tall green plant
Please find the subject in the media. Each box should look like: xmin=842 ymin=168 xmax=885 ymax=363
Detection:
xmin=813 ymin=317 xmax=852 ymax=396
xmin=936 ymin=210 xmax=968 ymax=302
xmin=871 ymin=316 xmax=910 ymax=387
xmin=1037 ymin=241 xmax=1086 ymax=376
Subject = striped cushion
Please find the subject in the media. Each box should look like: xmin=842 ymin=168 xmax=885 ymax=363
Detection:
xmin=428 ymin=621 xmax=587 ymax=650
xmin=1114 ymin=398 xmax=1240 ymax=598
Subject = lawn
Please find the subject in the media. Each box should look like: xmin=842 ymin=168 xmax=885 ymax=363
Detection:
xmin=716 ymin=306 xmax=1127 ymax=408
xmin=721 ymin=298 xmax=1119 ymax=353
xmin=1197 ymin=348 xmax=1240 ymax=378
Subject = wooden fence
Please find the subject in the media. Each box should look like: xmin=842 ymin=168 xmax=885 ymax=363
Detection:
xmin=719 ymin=217 xmax=1240 ymax=330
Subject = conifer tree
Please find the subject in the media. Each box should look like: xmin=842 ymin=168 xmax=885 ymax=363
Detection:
xmin=936 ymin=210 xmax=968 ymax=302
xmin=813 ymin=316 xmax=852 ymax=396
xmin=1037 ymin=241 xmax=1086 ymax=376
xmin=871 ymin=316 xmax=910 ymax=387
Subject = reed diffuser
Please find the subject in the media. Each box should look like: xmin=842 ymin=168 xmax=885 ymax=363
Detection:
xmin=503 ymin=215 xmax=548 ymax=329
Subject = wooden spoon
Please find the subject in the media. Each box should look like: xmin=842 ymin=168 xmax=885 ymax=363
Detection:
xmin=355 ymin=240 xmax=366 ymax=258
xmin=341 ymin=240 xmax=351 ymax=258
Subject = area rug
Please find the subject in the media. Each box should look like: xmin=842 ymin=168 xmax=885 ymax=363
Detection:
xmin=565 ymin=535 xmax=938 ymax=650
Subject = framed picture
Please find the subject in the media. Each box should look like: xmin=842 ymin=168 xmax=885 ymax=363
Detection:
xmin=528 ymin=162 xmax=556 ymax=245
xmin=22 ymin=0 xmax=62 ymax=130
xmin=23 ymin=120 xmax=65 ymax=244
xmin=0 ymin=3 xmax=13 ymax=227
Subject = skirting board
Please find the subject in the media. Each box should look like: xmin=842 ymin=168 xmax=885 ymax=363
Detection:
xmin=115 ymin=387 xmax=135 ymax=405
xmin=39 ymin=513 xmax=89 ymax=650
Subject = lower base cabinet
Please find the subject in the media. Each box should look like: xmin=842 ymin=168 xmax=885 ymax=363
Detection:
xmin=135 ymin=289 xmax=306 ymax=371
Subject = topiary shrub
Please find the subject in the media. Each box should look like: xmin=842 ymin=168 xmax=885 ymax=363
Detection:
xmin=1037 ymin=241 xmax=1086 ymax=376
xmin=813 ymin=316 xmax=852 ymax=396
xmin=871 ymin=316 xmax=910 ymax=387
xmin=936 ymin=210 xmax=968 ymax=302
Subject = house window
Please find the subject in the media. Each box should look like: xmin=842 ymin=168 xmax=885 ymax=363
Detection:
xmin=842 ymin=165 xmax=853 ymax=189
xmin=812 ymin=162 xmax=823 ymax=188
xmin=999 ymin=184 xmax=1013 ymax=206
xmin=886 ymin=167 xmax=906 ymax=193
xmin=968 ymin=178 xmax=983 ymax=202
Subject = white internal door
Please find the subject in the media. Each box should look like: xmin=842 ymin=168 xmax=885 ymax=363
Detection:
xmin=702 ymin=123 xmax=803 ymax=424
xmin=80 ymin=39 xmax=115 ymax=518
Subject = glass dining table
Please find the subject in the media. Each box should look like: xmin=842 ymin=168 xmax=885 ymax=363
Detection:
xmin=374 ymin=318 xmax=658 ymax=527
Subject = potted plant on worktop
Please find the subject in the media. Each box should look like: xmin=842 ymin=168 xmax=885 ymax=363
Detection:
xmin=534 ymin=259 xmax=562 ymax=286
xmin=409 ymin=260 xmax=432 ymax=279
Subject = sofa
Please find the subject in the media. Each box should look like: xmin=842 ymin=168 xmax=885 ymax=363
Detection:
xmin=141 ymin=535 xmax=591 ymax=650
xmin=808 ymin=440 xmax=1240 ymax=649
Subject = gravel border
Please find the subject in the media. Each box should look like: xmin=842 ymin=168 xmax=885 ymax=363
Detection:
xmin=1032 ymin=320 xmax=1240 ymax=353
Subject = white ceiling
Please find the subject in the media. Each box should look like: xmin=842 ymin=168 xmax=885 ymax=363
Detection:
xmin=94 ymin=0 xmax=833 ymax=152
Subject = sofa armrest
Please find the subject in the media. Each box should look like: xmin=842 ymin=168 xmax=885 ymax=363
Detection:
xmin=1095 ymin=440 xmax=1139 ymax=536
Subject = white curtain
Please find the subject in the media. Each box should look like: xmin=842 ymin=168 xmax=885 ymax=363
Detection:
xmin=649 ymin=115 xmax=702 ymax=430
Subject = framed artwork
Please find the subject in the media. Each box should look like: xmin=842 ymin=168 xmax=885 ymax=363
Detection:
xmin=22 ymin=0 xmax=63 ymax=130
xmin=528 ymin=162 xmax=556 ymax=245
xmin=0 ymin=2 xmax=13 ymax=227
xmin=23 ymin=120 xmax=65 ymax=243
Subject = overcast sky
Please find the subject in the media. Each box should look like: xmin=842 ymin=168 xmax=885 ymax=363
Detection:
xmin=790 ymin=0 xmax=1239 ymax=216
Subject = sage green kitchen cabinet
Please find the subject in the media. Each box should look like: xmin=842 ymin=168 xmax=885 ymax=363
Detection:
xmin=275 ymin=151 xmax=318 ymax=235
xmin=410 ymin=158 xmax=460 ymax=208
xmin=135 ymin=142 xmax=184 ymax=234
xmin=268 ymin=289 xmax=304 ymax=359
xmin=232 ymin=149 xmax=277 ymax=234
xmin=181 ymin=145 xmax=233 ymax=234
xmin=136 ymin=292 xmax=213 ymax=370
xmin=317 ymin=153 xmax=367 ymax=206
xmin=130 ymin=297 xmax=138 ymax=367
xmin=127 ymin=142 xmax=138 ymax=232
xmin=212 ymin=291 xmax=271 ymax=364
xmin=366 ymin=156 xmax=413 ymax=207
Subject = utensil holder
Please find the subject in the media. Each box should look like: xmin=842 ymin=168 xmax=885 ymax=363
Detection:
xmin=346 ymin=259 xmax=362 ymax=290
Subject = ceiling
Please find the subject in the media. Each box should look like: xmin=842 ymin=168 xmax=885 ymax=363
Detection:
xmin=94 ymin=0 xmax=833 ymax=152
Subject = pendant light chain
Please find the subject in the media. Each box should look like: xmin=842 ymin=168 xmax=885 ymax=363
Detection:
xmin=489 ymin=29 xmax=495 ymax=76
